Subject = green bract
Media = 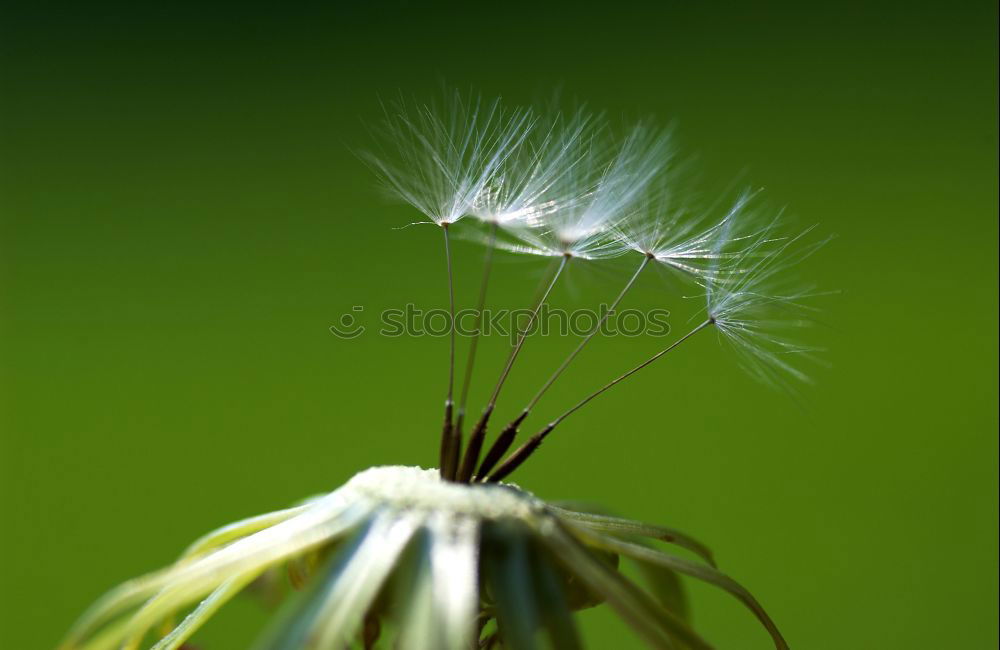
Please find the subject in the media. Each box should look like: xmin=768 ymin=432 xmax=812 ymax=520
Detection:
xmin=61 ymin=466 xmax=785 ymax=650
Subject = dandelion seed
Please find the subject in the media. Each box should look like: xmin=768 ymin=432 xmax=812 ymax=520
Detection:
xmin=362 ymin=90 xmax=534 ymax=480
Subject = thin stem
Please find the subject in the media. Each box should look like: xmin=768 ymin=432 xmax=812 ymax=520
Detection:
xmin=486 ymin=318 xmax=714 ymax=483
xmin=438 ymin=223 xmax=460 ymax=481
xmin=552 ymin=317 xmax=712 ymax=427
xmin=444 ymin=224 xmax=457 ymax=406
xmin=457 ymin=254 xmax=570 ymax=483
xmin=528 ymin=254 xmax=651 ymax=411
xmin=490 ymin=254 xmax=569 ymax=406
xmin=455 ymin=221 xmax=498 ymax=437
xmin=475 ymin=255 xmax=650 ymax=480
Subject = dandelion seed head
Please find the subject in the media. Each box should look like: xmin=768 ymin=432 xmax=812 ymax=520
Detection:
xmin=61 ymin=466 xmax=784 ymax=650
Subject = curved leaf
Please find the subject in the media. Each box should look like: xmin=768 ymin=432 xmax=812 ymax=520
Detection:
xmin=182 ymin=505 xmax=309 ymax=558
xmin=150 ymin=569 xmax=264 ymax=650
xmin=550 ymin=506 xmax=715 ymax=567
xmin=530 ymin=544 xmax=583 ymax=650
xmin=634 ymin=560 xmax=690 ymax=623
xmin=61 ymin=491 xmax=364 ymax=649
xmin=538 ymin=519 xmax=713 ymax=650
xmin=570 ymin=525 xmax=787 ymax=650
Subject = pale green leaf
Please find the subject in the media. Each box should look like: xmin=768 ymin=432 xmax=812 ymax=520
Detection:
xmin=571 ymin=525 xmax=787 ymax=650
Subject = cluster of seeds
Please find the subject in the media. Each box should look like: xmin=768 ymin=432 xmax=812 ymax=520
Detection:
xmin=363 ymin=90 xmax=826 ymax=485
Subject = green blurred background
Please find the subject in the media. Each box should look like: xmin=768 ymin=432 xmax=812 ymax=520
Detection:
xmin=2 ymin=2 xmax=997 ymax=648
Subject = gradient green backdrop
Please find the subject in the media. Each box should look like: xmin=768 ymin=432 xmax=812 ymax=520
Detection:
xmin=2 ymin=2 xmax=997 ymax=648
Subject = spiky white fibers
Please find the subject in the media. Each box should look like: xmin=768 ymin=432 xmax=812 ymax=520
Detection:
xmin=469 ymin=107 xmax=598 ymax=227
xmin=362 ymin=90 xmax=828 ymax=389
xmin=362 ymin=90 xmax=534 ymax=226
xmin=495 ymin=119 xmax=673 ymax=260
xmin=702 ymin=214 xmax=831 ymax=391
xmin=619 ymin=184 xmax=762 ymax=281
